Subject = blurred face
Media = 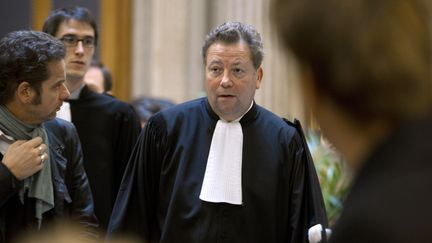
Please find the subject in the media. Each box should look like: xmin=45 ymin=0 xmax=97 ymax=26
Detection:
xmin=84 ymin=66 xmax=104 ymax=93
xmin=205 ymin=41 xmax=263 ymax=121
xmin=29 ymin=60 xmax=70 ymax=124
xmin=55 ymin=19 xmax=95 ymax=84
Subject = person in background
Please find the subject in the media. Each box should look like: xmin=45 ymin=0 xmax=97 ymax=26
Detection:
xmin=0 ymin=30 xmax=98 ymax=242
xmin=272 ymin=0 xmax=432 ymax=242
xmin=42 ymin=6 xmax=141 ymax=231
xmin=107 ymin=22 xmax=328 ymax=243
xmin=130 ymin=96 xmax=175 ymax=127
xmin=84 ymin=60 xmax=113 ymax=96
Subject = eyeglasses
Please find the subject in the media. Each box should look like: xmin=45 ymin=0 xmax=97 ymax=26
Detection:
xmin=59 ymin=35 xmax=95 ymax=48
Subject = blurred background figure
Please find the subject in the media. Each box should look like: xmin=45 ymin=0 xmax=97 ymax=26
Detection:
xmin=131 ymin=96 xmax=175 ymax=127
xmin=272 ymin=0 xmax=432 ymax=242
xmin=85 ymin=60 xmax=114 ymax=96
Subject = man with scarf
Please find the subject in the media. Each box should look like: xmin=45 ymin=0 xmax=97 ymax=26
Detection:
xmin=0 ymin=30 xmax=98 ymax=242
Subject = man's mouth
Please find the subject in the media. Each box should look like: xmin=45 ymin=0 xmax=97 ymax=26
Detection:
xmin=70 ymin=60 xmax=85 ymax=65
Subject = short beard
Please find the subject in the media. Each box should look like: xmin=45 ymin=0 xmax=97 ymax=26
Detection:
xmin=31 ymin=93 xmax=42 ymax=105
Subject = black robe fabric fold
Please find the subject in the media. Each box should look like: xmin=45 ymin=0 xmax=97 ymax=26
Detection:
xmin=67 ymin=85 xmax=141 ymax=230
xmin=108 ymin=98 xmax=327 ymax=242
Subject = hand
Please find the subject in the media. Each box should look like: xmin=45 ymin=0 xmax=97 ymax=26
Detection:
xmin=1 ymin=137 xmax=49 ymax=180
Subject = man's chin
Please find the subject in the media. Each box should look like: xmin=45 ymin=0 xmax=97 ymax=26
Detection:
xmin=45 ymin=113 xmax=57 ymax=121
xmin=66 ymin=72 xmax=86 ymax=82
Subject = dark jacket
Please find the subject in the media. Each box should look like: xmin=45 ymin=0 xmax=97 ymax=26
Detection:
xmin=329 ymin=116 xmax=432 ymax=243
xmin=68 ymin=85 xmax=141 ymax=230
xmin=0 ymin=118 xmax=99 ymax=243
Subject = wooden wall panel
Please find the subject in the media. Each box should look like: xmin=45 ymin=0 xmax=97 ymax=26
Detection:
xmin=100 ymin=0 xmax=132 ymax=101
xmin=32 ymin=0 xmax=51 ymax=31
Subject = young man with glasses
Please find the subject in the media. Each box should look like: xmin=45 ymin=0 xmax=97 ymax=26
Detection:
xmin=42 ymin=6 xmax=141 ymax=232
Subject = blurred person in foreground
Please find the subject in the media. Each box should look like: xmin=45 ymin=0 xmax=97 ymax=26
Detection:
xmin=272 ymin=0 xmax=432 ymax=242
xmin=84 ymin=60 xmax=113 ymax=96
xmin=0 ymin=30 xmax=98 ymax=242
xmin=43 ymin=6 xmax=141 ymax=231
xmin=107 ymin=22 xmax=328 ymax=242
xmin=13 ymin=222 xmax=139 ymax=243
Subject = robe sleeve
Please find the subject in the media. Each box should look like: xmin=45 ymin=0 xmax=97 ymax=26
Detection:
xmin=107 ymin=115 xmax=166 ymax=242
xmin=113 ymin=105 xmax=142 ymax=203
xmin=285 ymin=118 xmax=329 ymax=243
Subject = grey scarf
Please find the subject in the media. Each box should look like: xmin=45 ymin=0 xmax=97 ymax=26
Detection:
xmin=0 ymin=105 xmax=54 ymax=229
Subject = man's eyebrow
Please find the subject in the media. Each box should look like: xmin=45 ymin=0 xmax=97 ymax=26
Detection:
xmin=231 ymin=59 xmax=250 ymax=66
xmin=62 ymin=34 xmax=94 ymax=38
xmin=208 ymin=60 xmax=223 ymax=65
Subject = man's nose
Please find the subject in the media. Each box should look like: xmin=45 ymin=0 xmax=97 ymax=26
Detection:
xmin=74 ymin=41 xmax=85 ymax=54
xmin=60 ymin=83 xmax=70 ymax=100
xmin=220 ymin=72 xmax=233 ymax=87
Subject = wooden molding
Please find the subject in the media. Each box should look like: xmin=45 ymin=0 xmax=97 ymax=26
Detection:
xmin=32 ymin=0 xmax=52 ymax=31
xmin=100 ymin=0 xmax=132 ymax=101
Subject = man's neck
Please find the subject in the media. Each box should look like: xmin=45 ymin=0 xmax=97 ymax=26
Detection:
xmin=4 ymin=103 xmax=40 ymax=126
xmin=65 ymin=76 xmax=84 ymax=94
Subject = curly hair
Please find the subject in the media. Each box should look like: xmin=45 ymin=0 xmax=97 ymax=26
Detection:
xmin=0 ymin=30 xmax=65 ymax=105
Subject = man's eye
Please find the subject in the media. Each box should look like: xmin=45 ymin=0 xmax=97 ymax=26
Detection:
xmin=63 ymin=36 xmax=76 ymax=43
xmin=83 ymin=38 xmax=95 ymax=45
xmin=233 ymin=68 xmax=245 ymax=76
xmin=210 ymin=67 xmax=221 ymax=73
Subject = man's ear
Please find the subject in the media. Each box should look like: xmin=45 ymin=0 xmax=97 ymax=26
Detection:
xmin=16 ymin=82 xmax=34 ymax=103
xmin=255 ymin=66 xmax=263 ymax=89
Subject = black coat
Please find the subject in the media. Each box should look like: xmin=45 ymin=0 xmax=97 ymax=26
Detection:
xmin=0 ymin=118 xmax=98 ymax=243
xmin=329 ymin=116 xmax=432 ymax=243
xmin=67 ymin=85 xmax=141 ymax=230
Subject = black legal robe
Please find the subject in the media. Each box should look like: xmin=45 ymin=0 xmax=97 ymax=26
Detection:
xmin=108 ymin=97 xmax=327 ymax=242
xmin=67 ymin=85 xmax=141 ymax=230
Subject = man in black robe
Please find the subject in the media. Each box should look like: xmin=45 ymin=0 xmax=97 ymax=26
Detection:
xmin=42 ymin=6 xmax=141 ymax=230
xmin=108 ymin=22 xmax=327 ymax=242
xmin=272 ymin=0 xmax=432 ymax=242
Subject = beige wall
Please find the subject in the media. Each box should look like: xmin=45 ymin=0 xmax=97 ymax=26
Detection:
xmin=131 ymin=0 xmax=305 ymax=122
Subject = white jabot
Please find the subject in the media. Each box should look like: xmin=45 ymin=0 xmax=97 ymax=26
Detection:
xmin=56 ymin=101 xmax=71 ymax=122
xmin=199 ymin=102 xmax=253 ymax=205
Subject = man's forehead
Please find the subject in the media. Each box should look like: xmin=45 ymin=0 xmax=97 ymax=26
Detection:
xmin=206 ymin=42 xmax=252 ymax=63
xmin=57 ymin=19 xmax=95 ymax=37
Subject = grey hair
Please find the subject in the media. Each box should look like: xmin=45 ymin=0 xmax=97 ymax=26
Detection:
xmin=202 ymin=22 xmax=264 ymax=69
